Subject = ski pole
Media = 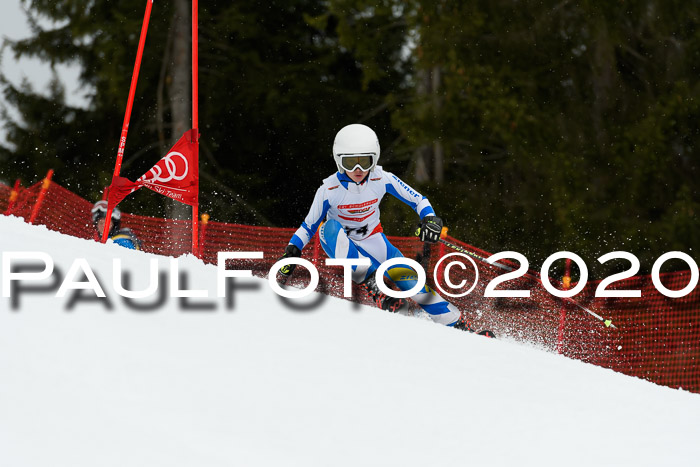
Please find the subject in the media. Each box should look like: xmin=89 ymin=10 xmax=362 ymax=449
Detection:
xmin=438 ymin=237 xmax=516 ymax=273
xmin=416 ymin=227 xmax=616 ymax=329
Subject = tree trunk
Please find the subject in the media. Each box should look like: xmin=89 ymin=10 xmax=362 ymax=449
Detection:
xmin=413 ymin=66 xmax=444 ymax=183
xmin=413 ymin=69 xmax=431 ymax=183
xmin=590 ymin=18 xmax=618 ymax=149
xmin=431 ymin=65 xmax=443 ymax=184
xmin=166 ymin=0 xmax=191 ymax=223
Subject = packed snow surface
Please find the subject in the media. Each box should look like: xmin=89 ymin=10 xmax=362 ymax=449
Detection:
xmin=1 ymin=215 xmax=699 ymax=466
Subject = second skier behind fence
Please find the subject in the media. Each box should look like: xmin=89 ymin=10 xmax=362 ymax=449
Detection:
xmin=91 ymin=200 xmax=142 ymax=251
xmin=279 ymin=123 xmax=476 ymax=331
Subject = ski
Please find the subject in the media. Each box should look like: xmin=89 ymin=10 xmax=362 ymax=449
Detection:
xmin=454 ymin=318 xmax=495 ymax=338
xmin=477 ymin=330 xmax=496 ymax=338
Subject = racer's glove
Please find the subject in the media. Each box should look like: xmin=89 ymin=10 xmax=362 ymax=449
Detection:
xmin=418 ymin=215 xmax=443 ymax=243
xmin=279 ymin=244 xmax=302 ymax=277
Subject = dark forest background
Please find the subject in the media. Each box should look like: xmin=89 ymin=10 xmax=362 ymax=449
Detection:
xmin=1 ymin=0 xmax=698 ymax=277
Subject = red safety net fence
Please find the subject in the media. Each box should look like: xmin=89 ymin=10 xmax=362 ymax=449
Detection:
xmin=3 ymin=179 xmax=699 ymax=393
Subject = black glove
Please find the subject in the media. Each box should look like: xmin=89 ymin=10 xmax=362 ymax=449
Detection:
xmin=279 ymin=244 xmax=302 ymax=277
xmin=418 ymin=215 xmax=443 ymax=243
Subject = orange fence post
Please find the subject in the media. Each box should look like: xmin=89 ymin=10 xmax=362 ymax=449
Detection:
xmin=437 ymin=227 xmax=449 ymax=282
xmin=556 ymin=258 xmax=572 ymax=354
xmin=29 ymin=169 xmax=54 ymax=225
xmin=4 ymin=179 xmax=22 ymax=215
xmin=198 ymin=213 xmax=209 ymax=259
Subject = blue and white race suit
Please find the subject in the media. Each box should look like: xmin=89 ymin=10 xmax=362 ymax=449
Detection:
xmin=289 ymin=166 xmax=460 ymax=326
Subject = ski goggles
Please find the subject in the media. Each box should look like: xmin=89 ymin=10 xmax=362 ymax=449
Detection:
xmin=338 ymin=154 xmax=375 ymax=172
xmin=91 ymin=200 xmax=121 ymax=222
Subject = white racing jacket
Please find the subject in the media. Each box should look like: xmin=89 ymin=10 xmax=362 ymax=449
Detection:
xmin=290 ymin=166 xmax=435 ymax=250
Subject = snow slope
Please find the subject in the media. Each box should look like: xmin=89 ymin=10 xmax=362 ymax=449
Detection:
xmin=1 ymin=214 xmax=699 ymax=467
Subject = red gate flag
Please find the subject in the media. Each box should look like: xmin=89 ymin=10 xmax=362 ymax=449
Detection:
xmin=108 ymin=129 xmax=199 ymax=209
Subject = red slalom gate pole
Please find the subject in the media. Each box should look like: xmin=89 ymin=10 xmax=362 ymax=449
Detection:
xmin=191 ymin=0 xmax=200 ymax=257
xmin=29 ymin=169 xmax=53 ymax=225
xmin=102 ymin=0 xmax=154 ymax=243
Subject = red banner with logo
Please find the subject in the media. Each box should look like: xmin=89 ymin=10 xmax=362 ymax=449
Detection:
xmin=108 ymin=129 xmax=199 ymax=209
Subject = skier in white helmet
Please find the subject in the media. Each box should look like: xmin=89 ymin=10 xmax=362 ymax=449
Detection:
xmin=91 ymin=200 xmax=142 ymax=250
xmin=279 ymin=123 xmax=475 ymax=331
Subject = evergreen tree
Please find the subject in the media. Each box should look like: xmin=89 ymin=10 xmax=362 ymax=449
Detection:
xmin=385 ymin=0 xmax=700 ymax=274
xmin=0 ymin=0 xmax=172 ymax=203
xmin=0 ymin=0 xmax=397 ymax=226
xmin=1 ymin=0 xmax=697 ymax=275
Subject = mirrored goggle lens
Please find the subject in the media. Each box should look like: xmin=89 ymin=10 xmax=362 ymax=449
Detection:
xmin=340 ymin=155 xmax=374 ymax=171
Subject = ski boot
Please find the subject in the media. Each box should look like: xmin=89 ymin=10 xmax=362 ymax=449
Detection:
xmin=361 ymin=273 xmax=405 ymax=312
xmin=453 ymin=317 xmax=477 ymax=332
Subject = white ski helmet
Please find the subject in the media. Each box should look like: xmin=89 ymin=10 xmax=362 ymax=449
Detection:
xmin=91 ymin=200 xmax=121 ymax=224
xmin=91 ymin=200 xmax=121 ymax=235
xmin=332 ymin=123 xmax=380 ymax=173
